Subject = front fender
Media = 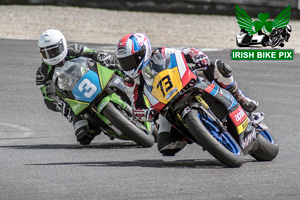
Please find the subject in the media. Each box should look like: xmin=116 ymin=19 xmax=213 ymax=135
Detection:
xmin=97 ymin=92 xmax=126 ymax=113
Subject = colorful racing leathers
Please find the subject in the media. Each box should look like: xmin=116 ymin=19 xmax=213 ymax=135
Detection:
xmin=36 ymin=44 xmax=113 ymax=145
xmin=125 ymin=47 xmax=245 ymax=156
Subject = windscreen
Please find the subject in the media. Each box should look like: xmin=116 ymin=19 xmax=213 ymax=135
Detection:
xmin=56 ymin=57 xmax=90 ymax=91
xmin=142 ymin=52 xmax=170 ymax=86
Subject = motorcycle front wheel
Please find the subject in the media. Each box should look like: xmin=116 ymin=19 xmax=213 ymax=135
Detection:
xmin=185 ymin=108 xmax=244 ymax=168
xmin=102 ymin=102 xmax=155 ymax=147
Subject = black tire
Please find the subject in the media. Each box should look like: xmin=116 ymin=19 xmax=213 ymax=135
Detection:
xmin=102 ymin=102 xmax=155 ymax=147
xmin=185 ymin=109 xmax=244 ymax=167
xmin=250 ymin=133 xmax=279 ymax=161
xmin=151 ymin=124 xmax=158 ymax=143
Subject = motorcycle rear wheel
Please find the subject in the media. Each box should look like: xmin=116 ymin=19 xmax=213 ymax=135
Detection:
xmin=185 ymin=109 xmax=244 ymax=167
xmin=250 ymin=130 xmax=279 ymax=161
xmin=102 ymin=102 xmax=155 ymax=147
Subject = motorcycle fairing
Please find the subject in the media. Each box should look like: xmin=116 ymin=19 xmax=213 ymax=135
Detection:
xmin=169 ymin=52 xmax=196 ymax=87
xmin=65 ymin=63 xmax=115 ymax=115
xmin=65 ymin=98 xmax=90 ymax=115
xmin=228 ymin=105 xmax=248 ymax=134
xmin=144 ymin=51 xmax=196 ymax=111
xmin=196 ymin=77 xmax=248 ymax=134
xmin=96 ymin=92 xmax=126 ymax=113
xmin=143 ymin=85 xmax=165 ymax=111
xmin=151 ymin=68 xmax=182 ymax=104
xmin=106 ymin=76 xmax=127 ymax=94
xmin=65 ymin=69 xmax=99 ymax=114
xmin=72 ymin=70 xmax=102 ymax=103
xmin=196 ymin=78 xmax=238 ymax=111
xmin=97 ymin=64 xmax=115 ymax=90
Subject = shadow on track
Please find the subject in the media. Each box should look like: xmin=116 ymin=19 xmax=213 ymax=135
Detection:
xmin=0 ymin=142 xmax=143 ymax=150
xmin=25 ymin=159 xmax=225 ymax=169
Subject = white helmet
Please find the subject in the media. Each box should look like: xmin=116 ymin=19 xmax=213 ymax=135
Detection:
xmin=116 ymin=33 xmax=152 ymax=79
xmin=38 ymin=29 xmax=67 ymax=66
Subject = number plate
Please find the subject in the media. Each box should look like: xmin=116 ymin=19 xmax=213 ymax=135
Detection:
xmin=72 ymin=70 xmax=101 ymax=103
xmin=151 ymin=68 xmax=183 ymax=104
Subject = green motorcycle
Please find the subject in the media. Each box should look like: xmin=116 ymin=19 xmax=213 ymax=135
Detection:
xmin=54 ymin=57 xmax=155 ymax=147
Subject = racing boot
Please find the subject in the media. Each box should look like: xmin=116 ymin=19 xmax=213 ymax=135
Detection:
xmin=73 ymin=114 xmax=101 ymax=145
xmin=228 ymin=81 xmax=258 ymax=113
xmin=158 ymin=127 xmax=188 ymax=156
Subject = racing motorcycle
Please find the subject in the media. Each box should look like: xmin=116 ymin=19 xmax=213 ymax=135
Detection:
xmin=270 ymin=25 xmax=292 ymax=48
xmin=142 ymin=50 xmax=279 ymax=167
xmin=54 ymin=57 xmax=155 ymax=147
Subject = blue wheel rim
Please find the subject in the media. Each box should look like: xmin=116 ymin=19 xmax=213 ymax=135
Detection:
xmin=257 ymin=126 xmax=274 ymax=144
xmin=198 ymin=113 xmax=241 ymax=155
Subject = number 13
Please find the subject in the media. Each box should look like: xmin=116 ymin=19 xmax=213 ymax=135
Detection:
xmin=157 ymin=75 xmax=173 ymax=97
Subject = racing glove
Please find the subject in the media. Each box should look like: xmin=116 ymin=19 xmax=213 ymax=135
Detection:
xmin=56 ymin=100 xmax=72 ymax=121
xmin=96 ymin=51 xmax=113 ymax=66
xmin=45 ymin=79 xmax=56 ymax=97
xmin=182 ymin=48 xmax=210 ymax=69
xmin=106 ymin=63 xmax=125 ymax=78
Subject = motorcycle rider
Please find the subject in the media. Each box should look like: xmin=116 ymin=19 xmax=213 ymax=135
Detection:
xmin=270 ymin=25 xmax=292 ymax=47
xmin=36 ymin=29 xmax=116 ymax=145
xmin=115 ymin=33 xmax=258 ymax=156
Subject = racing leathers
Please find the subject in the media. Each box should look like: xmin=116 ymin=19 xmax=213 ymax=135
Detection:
xmin=125 ymin=47 xmax=258 ymax=156
xmin=36 ymin=44 xmax=114 ymax=145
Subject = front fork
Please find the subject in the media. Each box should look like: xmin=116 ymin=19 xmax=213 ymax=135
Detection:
xmin=167 ymin=95 xmax=227 ymax=146
xmin=179 ymin=94 xmax=227 ymax=133
xmin=93 ymin=92 xmax=152 ymax=133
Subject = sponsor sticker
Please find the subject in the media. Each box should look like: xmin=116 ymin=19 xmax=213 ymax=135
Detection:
xmin=230 ymin=106 xmax=247 ymax=124
xmin=242 ymin=129 xmax=257 ymax=149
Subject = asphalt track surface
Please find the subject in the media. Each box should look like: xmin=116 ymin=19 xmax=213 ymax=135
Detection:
xmin=0 ymin=39 xmax=300 ymax=200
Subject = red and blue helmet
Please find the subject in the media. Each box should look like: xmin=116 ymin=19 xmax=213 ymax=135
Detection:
xmin=116 ymin=33 xmax=152 ymax=78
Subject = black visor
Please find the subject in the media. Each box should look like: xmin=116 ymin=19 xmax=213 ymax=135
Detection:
xmin=40 ymin=39 xmax=64 ymax=59
xmin=117 ymin=54 xmax=139 ymax=71
xmin=117 ymin=45 xmax=146 ymax=72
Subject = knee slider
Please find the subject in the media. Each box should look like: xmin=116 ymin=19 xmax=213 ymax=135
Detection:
xmin=74 ymin=120 xmax=89 ymax=139
xmin=215 ymin=59 xmax=232 ymax=78
xmin=74 ymin=120 xmax=97 ymax=145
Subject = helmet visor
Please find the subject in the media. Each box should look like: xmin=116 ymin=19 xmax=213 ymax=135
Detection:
xmin=117 ymin=54 xmax=139 ymax=71
xmin=117 ymin=45 xmax=146 ymax=72
xmin=40 ymin=39 xmax=65 ymax=59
